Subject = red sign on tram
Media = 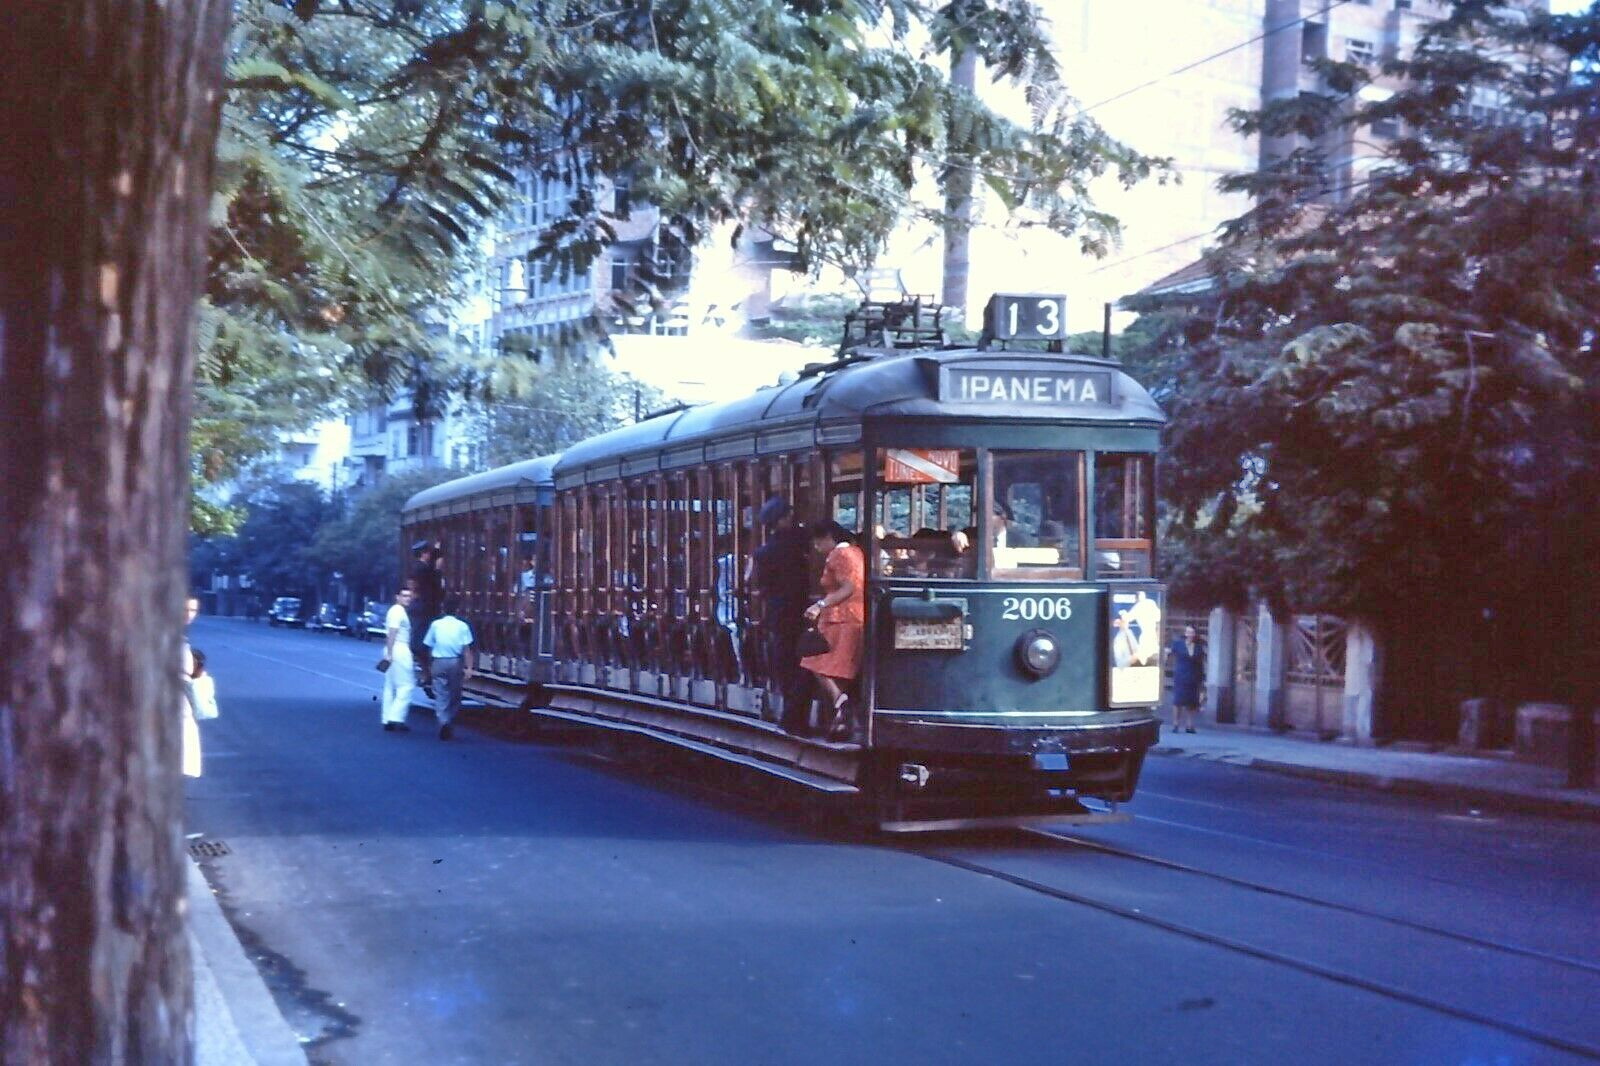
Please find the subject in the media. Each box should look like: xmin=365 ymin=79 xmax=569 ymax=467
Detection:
xmin=882 ymin=448 xmax=962 ymax=485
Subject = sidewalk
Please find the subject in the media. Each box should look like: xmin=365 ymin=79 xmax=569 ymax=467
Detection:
xmin=1151 ymin=722 xmax=1600 ymax=821
xmin=189 ymin=857 xmax=308 ymax=1066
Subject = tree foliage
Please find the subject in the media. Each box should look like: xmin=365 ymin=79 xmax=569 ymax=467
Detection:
xmin=306 ymin=468 xmax=461 ymax=602
xmin=475 ymin=358 xmax=667 ymax=468
xmin=196 ymin=0 xmax=1163 ymax=486
xmin=192 ymin=481 xmax=337 ymax=599
xmin=1127 ymin=1 xmax=1600 ymax=733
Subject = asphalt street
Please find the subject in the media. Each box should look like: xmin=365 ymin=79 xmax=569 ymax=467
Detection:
xmin=184 ymin=618 xmax=1600 ymax=1066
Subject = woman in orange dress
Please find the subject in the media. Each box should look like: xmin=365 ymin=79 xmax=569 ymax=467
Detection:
xmin=801 ymin=520 xmax=865 ymax=740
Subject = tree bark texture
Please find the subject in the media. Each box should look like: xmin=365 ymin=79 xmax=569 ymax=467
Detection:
xmin=941 ymin=47 xmax=978 ymax=323
xmin=0 ymin=2 xmax=230 ymax=1062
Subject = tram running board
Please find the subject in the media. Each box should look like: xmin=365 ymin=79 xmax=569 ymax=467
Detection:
xmin=542 ymin=684 xmax=861 ymax=785
xmin=532 ymin=707 xmax=861 ymax=796
xmin=878 ymin=810 xmax=1132 ymax=834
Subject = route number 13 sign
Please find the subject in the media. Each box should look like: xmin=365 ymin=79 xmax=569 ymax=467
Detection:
xmin=987 ymin=294 xmax=1069 ymax=341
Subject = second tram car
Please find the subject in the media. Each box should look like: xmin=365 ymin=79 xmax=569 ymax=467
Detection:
xmin=402 ymin=296 xmax=1167 ymax=830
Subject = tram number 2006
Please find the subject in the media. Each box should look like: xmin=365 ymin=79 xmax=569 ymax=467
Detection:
xmin=1001 ymin=596 xmax=1074 ymax=622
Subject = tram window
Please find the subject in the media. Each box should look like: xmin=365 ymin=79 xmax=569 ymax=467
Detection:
xmin=667 ymin=474 xmax=689 ymax=617
xmin=832 ymin=491 xmax=861 ymax=531
xmin=689 ymin=470 xmax=711 ymax=616
xmin=609 ymin=486 xmax=628 ymax=602
xmin=989 ymin=451 xmax=1084 ymax=578
xmin=626 ymin=482 xmax=648 ymax=593
xmin=1094 ymin=453 xmax=1154 ymax=579
xmin=713 ymin=466 xmax=739 ymax=636
xmin=874 ymin=448 xmax=977 ymax=579
xmin=591 ymin=488 xmax=609 ymax=591
xmin=829 ymin=450 xmax=863 ymax=533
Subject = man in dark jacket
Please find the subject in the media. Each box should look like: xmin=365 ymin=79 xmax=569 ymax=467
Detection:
xmin=751 ymin=497 xmax=812 ymax=735
xmin=408 ymin=540 xmax=445 ymax=693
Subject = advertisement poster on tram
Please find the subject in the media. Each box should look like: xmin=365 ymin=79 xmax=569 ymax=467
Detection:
xmin=1109 ymin=588 xmax=1163 ymax=706
xmin=882 ymin=448 xmax=962 ymax=484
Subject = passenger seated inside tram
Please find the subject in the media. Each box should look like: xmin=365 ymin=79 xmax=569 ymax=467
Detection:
xmin=908 ymin=528 xmax=944 ymax=575
xmin=881 ymin=528 xmax=975 ymax=578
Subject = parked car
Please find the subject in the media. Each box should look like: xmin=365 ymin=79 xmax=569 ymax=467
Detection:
xmin=267 ymin=597 xmax=304 ymax=627
xmin=306 ymin=603 xmax=349 ymax=633
xmin=350 ymin=601 xmax=387 ymax=641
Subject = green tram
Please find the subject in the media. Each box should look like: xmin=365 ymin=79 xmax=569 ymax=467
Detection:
xmin=401 ymin=295 xmax=1167 ymax=831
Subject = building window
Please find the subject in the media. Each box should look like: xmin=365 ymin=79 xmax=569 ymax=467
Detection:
xmin=1302 ymin=22 xmax=1326 ymax=65
xmin=612 ymin=179 xmax=631 ymax=217
xmin=610 ymin=259 xmax=630 ymax=293
xmin=1346 ymin=39 xmax=1375 ymax=64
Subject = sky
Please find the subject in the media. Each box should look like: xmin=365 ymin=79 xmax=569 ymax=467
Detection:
xmin=1549 ymin=0 xmax=1588 ymax=11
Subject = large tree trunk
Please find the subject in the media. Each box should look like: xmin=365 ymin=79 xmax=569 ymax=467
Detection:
xmin=0 ymin=2 xmax=230 ymax=1062
xmin=941 ymin=46 xmax=978 ymax=323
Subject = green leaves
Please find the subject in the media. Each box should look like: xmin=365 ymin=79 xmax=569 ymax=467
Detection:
xmin=226 ymin=57 xmax=357 ymax=111
xmin=1128 ymin=1 xmax=1600 ymax=712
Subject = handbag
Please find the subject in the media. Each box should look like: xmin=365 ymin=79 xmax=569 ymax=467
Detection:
xmin=376 ymin=657 xmax=391 ymax=672
xmin=191 ymin=674 xmax=220 ymax=721
xmin=797 ymin=624 xmax=831 ymax=658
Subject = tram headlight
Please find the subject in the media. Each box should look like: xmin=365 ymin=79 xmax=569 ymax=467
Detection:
xmin=1016 ymin=628 xmax=1061 ymax=678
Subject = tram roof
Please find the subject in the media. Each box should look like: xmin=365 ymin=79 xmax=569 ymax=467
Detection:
xmin=402 ymin=453 xmax=559 ymax=518
xmin=552 ymin=346 xmax=1164 ymax=487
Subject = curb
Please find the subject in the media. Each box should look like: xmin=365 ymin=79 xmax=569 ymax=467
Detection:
xmin=1150 ymin=746 xmax=1600 ymax=824
xmin=187 ymin=858 xmax=308 ymax=1066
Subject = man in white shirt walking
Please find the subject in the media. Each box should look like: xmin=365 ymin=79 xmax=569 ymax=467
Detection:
xmin=422 ymin=596 xmax=475 ymax=740
xmin=381 ymin=586 xmax=416 ymax=732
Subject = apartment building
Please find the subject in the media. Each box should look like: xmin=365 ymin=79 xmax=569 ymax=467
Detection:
xmin=1261 ymin=0 xmax=1462 ymax=197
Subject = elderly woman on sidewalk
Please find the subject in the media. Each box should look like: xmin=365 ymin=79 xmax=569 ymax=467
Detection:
xmin=1170 ymin=624 xmax=1205 ymax=734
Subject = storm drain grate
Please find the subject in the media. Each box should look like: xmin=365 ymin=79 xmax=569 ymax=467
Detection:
xmin=188 ymin=840 xmax=232 ymax=859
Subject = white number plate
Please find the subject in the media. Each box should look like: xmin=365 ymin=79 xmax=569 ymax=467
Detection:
xmin=1001 ymin=596 xmax=1074 ymax=622
xmin=894 ymin=619 xmax=965 ymax=650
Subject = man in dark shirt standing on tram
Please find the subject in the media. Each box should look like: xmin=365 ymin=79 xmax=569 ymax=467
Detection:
xmin=752 ymin=497 xmax=812 ymax=735
xmin=408 ymin=540 xmax=445 ymax=696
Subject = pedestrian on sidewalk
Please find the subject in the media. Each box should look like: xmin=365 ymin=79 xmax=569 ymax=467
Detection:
xmin=422 ymin=596 xmax=474 ymax=741
xmin=379 ymin=586 xmax=416 ymax=733
xmin=1170 ymin=624 xmax=1205 ymax=734
xmin=180 ymin=595 xmax=203 ymax=778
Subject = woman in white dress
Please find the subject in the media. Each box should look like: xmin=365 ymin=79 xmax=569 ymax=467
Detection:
xmin=381 ymin=586 xmax=417 ymax=732
xmin=181 ymin=596 xmax=202 ymax=778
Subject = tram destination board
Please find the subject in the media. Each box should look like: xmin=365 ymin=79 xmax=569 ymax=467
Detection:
xmin=895 ymin=618 xmax=965 ymax=650
xmin=941 ymin=366 xmax=1114 ymax=407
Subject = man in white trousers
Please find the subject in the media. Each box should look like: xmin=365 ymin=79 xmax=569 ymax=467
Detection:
xmin=381 ymin=586 xmax=416 ymax=732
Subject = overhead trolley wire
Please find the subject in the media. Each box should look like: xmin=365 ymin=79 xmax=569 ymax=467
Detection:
xmin=1079 ymin=0 xmax=1355 ymax=117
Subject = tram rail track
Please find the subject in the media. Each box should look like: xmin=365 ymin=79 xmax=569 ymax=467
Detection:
xmin=909 ymin=837 xmax=1600 ymax=1062
xmin=1026 ymin=826 xmax=1600 ymax=978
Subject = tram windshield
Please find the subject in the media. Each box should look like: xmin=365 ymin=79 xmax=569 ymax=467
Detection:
xmin=1094 ymin=453 xmax=1154 ymax=578
xmin=873 ymin=448 xmax=977 ymax=579
xmin=990 ymin=451 xmax=1084 ymax=578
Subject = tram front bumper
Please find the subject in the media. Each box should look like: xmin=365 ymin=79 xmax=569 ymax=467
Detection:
xmin=872 ymin=712 xmax=1159 ymax=757
xmin=871 ymin=712 xmax=1160 ymax=804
